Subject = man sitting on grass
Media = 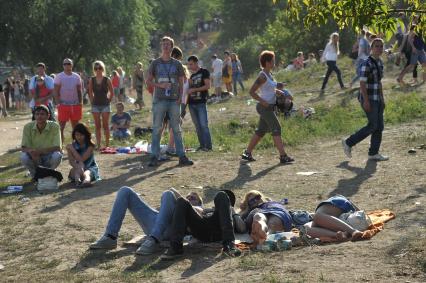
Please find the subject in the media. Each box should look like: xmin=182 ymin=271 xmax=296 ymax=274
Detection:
xmin=111 ymin=102 xmax=131 ymax=140
xmin=20 ymin=105 xmax=62 ymax=178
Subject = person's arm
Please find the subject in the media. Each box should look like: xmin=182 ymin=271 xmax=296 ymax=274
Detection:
xmin=107 ymin=78 xmax=114 ymax=102
xmin=88 ymin=78 xmax=94 ymax=104
xmin=188 ymin=78 xmax=210 ymax=94
xmin=124 ymin=116 xmax=131 ymax=129
xmin=53 ymin=83 xmax=61 ymax=104
xmin=77 ymin=79 xmax=83 ymax=105
xmin=177 ymin=75 xmax=184 ymax=104
xmin=249 ymin=73 xmax=268 ymax=107
xmin=232 ymin=207 xmax=248 ymax=233
xmin=408 ymin=33 xmax=419 ymax=53
xmin=66 ymin=144 xmax=94 ymax=162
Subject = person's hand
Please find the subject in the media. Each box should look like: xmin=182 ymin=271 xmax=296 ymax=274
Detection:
xmin=29 ymin=150 xmax=40 ymax=161
xmin=159 ymin=82 xmax=172 ymax=89
xmin=187 ymin=88 xmax=194 ymax=94
xmin=65 ymin=144 xmax=72 ymax=151
xmin=363 ymin=99 xmax=371 ymax=112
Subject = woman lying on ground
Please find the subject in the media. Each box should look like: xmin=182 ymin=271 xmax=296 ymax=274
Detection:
xmin=303 ymin=195 xmax=365 ymax=242
xmin=240 ymin=190 xmax=294 ymax=246
xmin=90 ymin=187 xmax=203 ymax=255
xmin=240 ymin=191 xmax=366 ymax=245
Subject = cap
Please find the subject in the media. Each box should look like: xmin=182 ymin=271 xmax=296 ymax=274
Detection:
xmin=36 ymin=62 xmax=46 ymax=68
xmin=63 ymin=58 xmax=73 ymax=65
xmin=33 ymin=104 xmax=50 ymax=115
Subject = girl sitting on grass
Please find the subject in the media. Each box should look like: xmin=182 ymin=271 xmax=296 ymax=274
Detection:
xmin=66 ymin=123 xmax=100 ymax=187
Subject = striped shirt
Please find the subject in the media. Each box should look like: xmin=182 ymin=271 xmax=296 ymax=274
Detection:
xmin=359 ymin=56 xmax=384 ymax=101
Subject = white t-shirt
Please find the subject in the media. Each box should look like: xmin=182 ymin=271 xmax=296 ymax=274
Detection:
xmin=322 ymin=42 xmax=338 ymax=62
xmin=29 ymin=75 xmax=54 ymax=91
xmin=54 ymin=72 xmax=82 ymax=104
xmin=212 ymin=58 xmax=223 ymax=75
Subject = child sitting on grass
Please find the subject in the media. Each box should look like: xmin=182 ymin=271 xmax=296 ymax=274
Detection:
xmin=66 ymin=123 xmax=100 ymax=187
xmin=111 ymin=102 xmax=131 ymax=139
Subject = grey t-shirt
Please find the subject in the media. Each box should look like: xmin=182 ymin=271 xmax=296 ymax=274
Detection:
xmin=148 ymin=57 xmax=184 ymax=100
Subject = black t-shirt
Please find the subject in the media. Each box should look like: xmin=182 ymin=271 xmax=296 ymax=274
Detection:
xmin=0 ymin=84 xmax=3 ymax=92
xmin=188 ymin=68 xmax=210 ymax=104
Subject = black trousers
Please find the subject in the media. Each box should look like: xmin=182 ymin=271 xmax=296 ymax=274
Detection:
xmin=321 ymin=60 xmax=344 ymax=89
xmin=170 ymin=191 xmax=235 ymax=249
xmin=404 ymin=52 xmax=418 ymax=79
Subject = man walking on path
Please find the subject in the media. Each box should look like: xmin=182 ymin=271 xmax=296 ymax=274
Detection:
xmin=146 ymin=36 xmax=193 ymax=167
xmin=342 ymin=38 xmax=389 ymax=162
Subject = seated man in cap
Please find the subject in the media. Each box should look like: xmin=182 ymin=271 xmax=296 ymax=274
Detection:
xmin=21 ymin=105 xmax=62 ymax=178
xmin=161 ymin=190 xmax=244 ymax=260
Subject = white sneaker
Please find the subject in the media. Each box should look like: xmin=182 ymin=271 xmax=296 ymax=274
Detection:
xmin=368 ymin=154 xmax=389 ymax=161
xmin=341 ymin=139 xmax=352 ymax=158
xmin=136 ymin=236 xmax=161 ymax=255
xmin=89 ymin=235 xmax=117 ymax=250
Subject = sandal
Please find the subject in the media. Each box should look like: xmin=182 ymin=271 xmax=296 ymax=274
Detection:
xmin=280 ymin=155 xmax=294 ymax=164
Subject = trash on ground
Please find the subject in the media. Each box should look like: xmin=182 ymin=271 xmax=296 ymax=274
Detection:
xmin=408 ymin=148 xmax=416 ymax=154
xmin=296 ymin=171 xmax=321 ymax=176
xmin=2 ymin=185 xmax=23 ymax=194
xmin=219 ymin=107 xmax=226 ymax=112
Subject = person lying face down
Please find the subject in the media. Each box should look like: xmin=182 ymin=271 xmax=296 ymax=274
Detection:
xmin=160 ymin=190 xmax=246 ymax=260
xmin=89 ymin=187 xmax=203 ymax=255
xmin=240 ymin=190 xmax=294 ymax=246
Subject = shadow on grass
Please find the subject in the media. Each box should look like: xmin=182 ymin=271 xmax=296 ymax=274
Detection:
xmin=71 ymin=247 xmax=136 ymax=272
xmin=39 ymin=156 xmax=179 ymax=213
xmin=328 ymin=160 xmax=377 ymax=198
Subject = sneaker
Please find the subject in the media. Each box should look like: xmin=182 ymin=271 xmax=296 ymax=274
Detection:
xmin=160 ymin=247 xmax=183 ymax=261
xmin=179 ymin=156 xmax=194 ymax=166
xmin=222 ymin=242 xmax=242 ymax=257
xmin=148 ymin=157 xmax=158 ymax=167
xmin=280 ymin=155 xmax=294 ymax=164
xmin=368 ymin=153 xmax=389 ymax=161
xmin=89 ymin=235 xmax=117 ymax=250
xmin=241 ymin=150 xmax=256 ymax=162
xmin=136 ymin=236 xmax=161 ymax=255
xmin=342 ymin=139 xmax=352 ymax=158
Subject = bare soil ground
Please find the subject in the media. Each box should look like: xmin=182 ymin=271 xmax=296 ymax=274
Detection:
xmin=0 ymin=76 xmax=425 ymax=282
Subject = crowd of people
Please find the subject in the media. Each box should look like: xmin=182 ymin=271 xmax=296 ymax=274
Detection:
xmin=1 ymin=18 xmax=422 ymax=259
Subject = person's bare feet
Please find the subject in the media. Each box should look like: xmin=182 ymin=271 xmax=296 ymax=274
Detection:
xmin=336 ymin=231 xmax=350 ymax=242
xmin=351 ymin=230 xmax=363 ymax=241
xmin=251 ymin=220 xmax=268 ymax=245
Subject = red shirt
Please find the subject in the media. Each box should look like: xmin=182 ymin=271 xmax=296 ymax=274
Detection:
xmin=112 ymin=76 xmax=120 ymax=88
xmin=32 ymin=84 xmax=50 ymax=106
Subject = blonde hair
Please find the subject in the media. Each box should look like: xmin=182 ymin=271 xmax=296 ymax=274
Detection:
xmin=239 ymin=190 xmax=266 ymax=215
xmin=93 ymin=60 xmax=106 ymax=75
xmin=329 ymin=32 xmax=340 ymax=55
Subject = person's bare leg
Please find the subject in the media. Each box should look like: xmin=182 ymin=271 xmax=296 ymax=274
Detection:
xmin=70 ymin=120 xmax=79 ymax=129
xmin=101 ymin=112 xmax=110 ymax=148
xmin=266 ymin=215 xmax=285 ymax=233
xmin=59 ymin=121 xmax=67 ymax=145
xmin=313 ymin=213 xmax=362 ymax=240
xmin=92 ymin=112 xmax=102 ymax=148
xmin=272 ymin=135 xmax=286 ymax=156
xmin=251 ymin=212 xmax=268 ymax=245
xmin=304 ymin=223 xmax=349 ymax=242
xmin=398 ymin=64 xmax=414 ymax=84
xmin=168 ymin=127 xmax=175 ymax=150
xmin=246 ymin=134 xmax=262 ymax=153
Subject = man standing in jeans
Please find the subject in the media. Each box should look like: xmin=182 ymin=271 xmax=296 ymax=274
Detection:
xmin=342 ymin=38 xmax=389 ymax=161
xmin=187 ymin=55 xmax=212 ymax=151
xmin=146 ymin=36 xmax=193 ymax=167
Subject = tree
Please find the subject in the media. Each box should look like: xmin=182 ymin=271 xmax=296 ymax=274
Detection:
xmin=277 ymin=0 xmax=426 ymax=38
xmin=0 ymin=0 xmax=153 ymax=72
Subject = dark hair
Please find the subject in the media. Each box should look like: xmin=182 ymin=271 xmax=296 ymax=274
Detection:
xmin=259 ymin=50 xmax=275 ymax=68
xmin=171 ymin=46 xmax=183 ymax=59
xmin=187 ymin=55 xmax=199 ymax=62
xmin=116 ymin=102 xmax=124 ymax=108
xmin=34 ymin=105 xmax=50 ymax=116
xmin=224 ymin=51 xmax=230 ymax=56
xmin=211 ymin=54 xmax=218 ymax=59
xmin=72 ymin=123 xmax=95 ymax=147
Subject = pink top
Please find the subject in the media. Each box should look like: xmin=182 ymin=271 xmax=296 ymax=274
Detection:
xmin=54 ymin=72 xmax=82 ymax=104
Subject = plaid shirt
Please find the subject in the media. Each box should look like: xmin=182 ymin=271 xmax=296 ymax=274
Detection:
xmin=359 ymin=56 xmax=384 ymax=101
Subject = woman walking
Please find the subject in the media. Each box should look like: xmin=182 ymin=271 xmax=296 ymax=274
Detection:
xmin=88 ymin=61 xmax=114 ymax=149
xmin=231 ymin=53 xmax=245 ymax=94
xmin=241 ymin=50 xmax=294 ymax=164
xmin=320 ymin=32 xmax=346 ymax=93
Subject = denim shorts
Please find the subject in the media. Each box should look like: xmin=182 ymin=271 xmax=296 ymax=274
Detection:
xmin=92 ymin=105 xmax=111 ymax=113
xmin=410 ymin=50 xmax=426 ymax=65
xmin=315 ymin=195 xmax=356 ymax=213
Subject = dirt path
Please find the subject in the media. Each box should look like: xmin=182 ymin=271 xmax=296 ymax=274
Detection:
xmin=0 ymin=114 xmax=425 ymax=282
xmin=0 ymin=115 xmax=30 ymax=155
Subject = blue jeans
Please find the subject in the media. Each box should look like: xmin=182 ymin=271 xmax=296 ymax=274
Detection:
xmin=105 ymin=187 xmax=177 ymax=241
xmin=112 ymin=128 xmax=131 ymax=139
xmin=232 ymin=72 xmax=244 ymax=94
xmin=189 ymin=103 xmax=212 ymax=150
xmin=20 ymin=151 xmax=62 ymax=177
xmin=346 ymin=100 xmax=384 ymax=156
xmin=151 ymin=98 xmax=185 ymax=158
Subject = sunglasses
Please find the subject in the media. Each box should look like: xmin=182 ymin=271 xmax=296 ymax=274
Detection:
xmin=94 ymin=67 xmax=103 ymax=71
xmin=248 ymin=195 xmax=261 ymax=208
xmin=63 ymin=63 xmax=72 ymax=66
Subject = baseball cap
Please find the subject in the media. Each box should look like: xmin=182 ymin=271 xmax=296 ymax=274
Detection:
xmin=34 ymin=104 xmax=50 ymax=115
xmin=63 ymin=58 xmax=73 ymax=65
